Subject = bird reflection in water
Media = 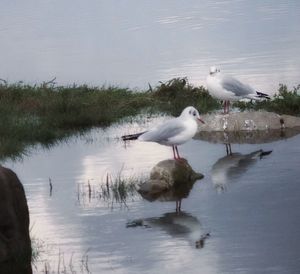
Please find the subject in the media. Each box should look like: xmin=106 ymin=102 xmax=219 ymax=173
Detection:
xmin=127 ymin=211 xmax=210 ymax=249
xmin=137 ymin=158 xmax=204 ymax=212
xmin=129 ymin=158 xmax=209 ymax=248
xmin=211 ymin=144 xmax=272 ymax=192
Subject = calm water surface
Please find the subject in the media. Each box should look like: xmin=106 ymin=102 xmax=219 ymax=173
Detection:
xmin=0 ymin=0 xmax=300 ymax=92
xmin=3 ymin=117 xmax=300 ymax=273
xmin=1 ymin=1 xmax=300 ymax=272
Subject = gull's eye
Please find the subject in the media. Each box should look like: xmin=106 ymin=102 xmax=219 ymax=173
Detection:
xmin=193 ymin=111 xmax=196 ymax=116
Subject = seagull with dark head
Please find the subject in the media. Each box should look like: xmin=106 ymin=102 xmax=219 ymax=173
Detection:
xmin=206 ymin=66 xmax=270 ymax=114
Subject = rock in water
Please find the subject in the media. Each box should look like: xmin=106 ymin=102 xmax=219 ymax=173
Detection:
xmin=0 ymin=166 xmax=32 ymax=274
xmin=199 ymin=111 xmax=300 ymax=131
xmin=196 ymin=111 xmax=300 ymax=144
xmin=138 ymin=159 xmax=204 ymax=202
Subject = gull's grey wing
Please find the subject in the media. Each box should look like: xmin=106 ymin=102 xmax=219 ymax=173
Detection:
xmin=221 ymin=75 xmax=254 ymax=97
xmin=139 ymin=119 xmax=185 ymax=142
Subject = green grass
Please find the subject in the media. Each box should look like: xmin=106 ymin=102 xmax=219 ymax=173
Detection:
xmin=0 ymin=78 xmax=218 ymax=160
xmin=234 ymin=84 xmax=300 ymax=115
xmin=31 ymin=240 xmax=91 ymax=274
xmin=1 ymin=79 xmax=299 ymax=160
xmin=149 ymin=77 xmax=220 ymax=115
xmin=77 ymin=173 xmax=143 ymax=209
xmin=0 ymin=83 xmax=151 ymax=159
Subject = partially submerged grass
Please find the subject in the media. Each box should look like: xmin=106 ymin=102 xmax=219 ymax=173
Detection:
xmin=77 ymin=172 xmax=143 ymax=209
xmin=31 ymin=225 xmax=91 ymax=273
xmin=31 ymin=236 xmax=44 ymax=263
xmin=41 ymin=249 xmax=91 ymax=274
xmin=32 ymin=245 xmax=91 ymax=274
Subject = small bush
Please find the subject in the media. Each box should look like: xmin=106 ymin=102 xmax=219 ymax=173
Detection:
xmin=151 ymin=78 xmax=220 ymax=115
xmin=235 ymin=84 xmax=300 ymax=115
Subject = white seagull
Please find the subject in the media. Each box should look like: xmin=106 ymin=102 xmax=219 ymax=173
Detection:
xmin=121 ymin=106 xmax=205 ymax=159
xmin=206 ymin=66 xmax=270 ymax=114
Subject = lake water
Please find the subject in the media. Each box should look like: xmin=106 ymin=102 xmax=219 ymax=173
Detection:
xmin=1 ymin=1 xmax=300 ymax=273
xmin=1 ymin=0 xmax=300 ymax=93
xmin=3 ymin=116 xmax=300 ymax=273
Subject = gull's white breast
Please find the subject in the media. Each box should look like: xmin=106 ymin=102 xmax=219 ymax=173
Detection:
xmin=167 ymin=119 xmax=198 ymax=146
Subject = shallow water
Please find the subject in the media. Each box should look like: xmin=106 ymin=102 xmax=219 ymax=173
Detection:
xmin=3 ymin=117 xmax=300 ymax=273
xmin=1 ymin=1 xmax=300 ymax=92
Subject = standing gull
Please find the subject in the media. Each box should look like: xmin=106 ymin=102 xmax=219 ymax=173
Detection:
xmin=121 ymin=106 xmax=205 ymax=160
xmin=206 ymin=66 xmax=270 ymax=114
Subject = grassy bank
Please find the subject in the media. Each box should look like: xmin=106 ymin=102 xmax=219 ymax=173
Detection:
xmin=1 ymin=79 xmax=299 ymax=160
xmin=0 ymin=78 xmax=219 ymax=159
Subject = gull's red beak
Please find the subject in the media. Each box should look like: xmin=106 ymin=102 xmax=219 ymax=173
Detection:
xmin=198 ymin=118 xmax=205 ymax=124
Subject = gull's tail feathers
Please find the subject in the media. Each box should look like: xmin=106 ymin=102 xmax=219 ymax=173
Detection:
xmin=121 ymin=131 xmax=147 ymax=141
xmin=256 ymin=91 xmax=271 ymax=100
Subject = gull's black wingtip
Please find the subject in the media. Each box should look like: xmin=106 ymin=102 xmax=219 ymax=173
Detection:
xmin=121 ymin=131 xmax=146 ymax=141
xmin=256 ymin=91 xmax=271 ymax=100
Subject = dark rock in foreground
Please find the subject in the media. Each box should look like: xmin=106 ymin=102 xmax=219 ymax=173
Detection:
xmin=0 ymin=166 xmax=32 ymax=274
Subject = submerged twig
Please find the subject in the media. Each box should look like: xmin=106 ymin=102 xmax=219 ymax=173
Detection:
xmin=49 ymin=178 xmax=53 ymax=197
xmin=80 ymin=249 xmax=91 ymax=274
xmin=88 ymin=180 xmax=92 ymax=202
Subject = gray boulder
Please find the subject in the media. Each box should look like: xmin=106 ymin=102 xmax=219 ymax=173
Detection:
xmin=138 ymin=159 xmax=204 ymax=211
xmin=196 ymin=128 xmax=300 ymax=144
xmin=0 ymin=166 xmax=32 ymax=274
xmin=197 ymin=111 xmax=300 ymax=144
xmin=199 ymin=111 xmax=300 ymax=131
